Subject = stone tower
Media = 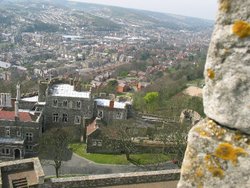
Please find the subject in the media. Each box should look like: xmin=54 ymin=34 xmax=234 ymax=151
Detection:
xmin=178 ymin=0 xmax=250 ymax=187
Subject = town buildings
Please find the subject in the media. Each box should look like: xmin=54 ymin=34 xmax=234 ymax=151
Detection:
xmin=0 ymin=78 xmax=131 ymax=160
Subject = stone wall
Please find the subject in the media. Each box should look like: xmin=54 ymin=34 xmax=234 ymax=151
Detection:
xmin=0 ymin=157 xmax=45 ymax=188
xmin=178 ymin=0 xmax=250 ymax=187
xmin=96 ymin=106 xmax=128 ymax=123
xmin=41 ymin=169 xmax=180 ymax=188
xmin=0 ymin=120 xmax=41 ymax=144
xmin=43 ymin=95 xmax=94 ymax=130
xmin=0 ymin=119 xmax=41 ymax=159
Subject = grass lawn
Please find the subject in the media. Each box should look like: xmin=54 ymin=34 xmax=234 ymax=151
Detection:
xmin=69 ymin=143 xmax=171 ymax=165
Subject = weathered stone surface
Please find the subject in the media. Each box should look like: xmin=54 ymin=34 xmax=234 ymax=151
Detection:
xmin=179 ymin=109 xmax=202 ymax=126
xmin=178 ymin=118 xmax=250 ymax=188
xmin=203 ymin=0 xmax=250 ymax=133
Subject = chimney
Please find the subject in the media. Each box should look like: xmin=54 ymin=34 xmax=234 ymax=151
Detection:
xmin=15 ymin=101 xmax=19 ymax=120
xmin=109 ymin=100 xmax=114 ymax=109
xmin=69 ymin=78 xmax=74 ymax=86
xmin=73 ymin=77 xmax=78 ymax=90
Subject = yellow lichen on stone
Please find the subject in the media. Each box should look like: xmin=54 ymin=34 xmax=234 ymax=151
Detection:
xmin=232 ymin=20 xmax=250 ymax=38
xmin=207 ymin=119 xmax=226 ymax=139
xmin=215 ymin=143 xmax=248 ymax=165
xmin=205 ymin=154 xmax=224 ymax=179
xmin=232 ymin=132 xmax=243 ymax=141
xmin=195 ymin=166 xmax=204 ymax=178
xmin=246 ymin=139 xmax=250 ymax=145
xmin=219 ymin=0 xmax=231 ymax=13
xmin=194 ymin=127 xmax=210 ymax=137
xmin=197 ymin=183 xmax=204 ymax=188
xmin=207 ymin=69 xmax=215 ymax=79
xmin=207 ymin=165 xmax=224 ymax=178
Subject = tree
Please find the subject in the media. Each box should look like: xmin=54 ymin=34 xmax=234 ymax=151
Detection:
xmin=102 ymin=120 xmax=136 ymax=161
xmin=133 ymin=92 xmax=146 ymax=112
xmin=99 ymin=79 xmax=118 ymax=94
xmin=157 ymin=123 xmax=190 ymax=167
xmin=38 ymin=128 xmax=72 ymax=177
xmin=143 ymin=92 xmax=159 ymax=112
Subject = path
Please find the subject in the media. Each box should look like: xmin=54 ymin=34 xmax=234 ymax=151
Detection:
xmin=42 ymin=153 xmax=178 ymax=176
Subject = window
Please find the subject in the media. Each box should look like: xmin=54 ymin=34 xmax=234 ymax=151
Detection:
xmin=116 ymin=112 xmax=123 ymax=119
xmin=62 ymin=113 xmax=68 ymax=122
xmin=92 ymin=139 xmax=102 ymax=147
xmin=74 ymin=116 xmax=81 ymax=124
xmin=92 ymin=141 xmax=97 ymax=146
xmin=69 ymin=101 xmax=73 ymax=108
xmin=0 ymin=93 xmax=11 ymax=107
xmin=53 ymin=99 xmax=58 ymax=107
xmin=26 ymin=133 xmax=33 ymax=142
xmin=2 ymin=148 xmax=10 ymax=155
xmin=5 ymin=127 xmax=10 ymax=137
xmin=17 ymin=128 xmax=21 ymax=137
xmin=97 ymin=140 xmax=102 ymax=147
xmin=63 ymin=100 xmax=68 ymax=108
xmin=53 ymin=113 xmax=59 ymax=122
xmin=26 ymin=145 xmax=33 ymax=151
xmin=35 ymin=107 xmax=42 ymax=112
xmin=76 ymin=101 xmax=81 ymax=109
xmin=97 ymin=110 xmax=103 ymax=118
xmin=1 ymin=148 xmax=10 ymax=155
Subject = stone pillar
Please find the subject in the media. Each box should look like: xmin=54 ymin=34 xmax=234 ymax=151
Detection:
xmin=15 ymin=101 xmax=19 ymax=120
xmin=178 ymin=0 xmax=250 ymax=187
xmin=16 ymin=83 xmax=20 ymax=101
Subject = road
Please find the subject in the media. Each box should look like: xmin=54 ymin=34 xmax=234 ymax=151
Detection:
xmin=42 ymin=153 xmax=178 ymax=176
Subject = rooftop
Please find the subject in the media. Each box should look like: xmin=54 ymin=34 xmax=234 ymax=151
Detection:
xmin=0 ymin=61 xmax=11 ymax=69
xmin=50 ymin=84 xmax=91 ymax=99
xmin=21 ymin=96 xmax=38 ymax=102
xmin=0 ymin=137 xmax=24 ymax=145
xmin=95 ymin=99 xmax=128 ymax=109
xmin=0 ymin=111 xmax=33 ymax=122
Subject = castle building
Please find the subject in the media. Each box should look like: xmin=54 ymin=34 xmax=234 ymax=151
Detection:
xmin=0 ymin=84 xmax=42 ymax=161
xmin=0 ymin=78 xmax=131 ymax=160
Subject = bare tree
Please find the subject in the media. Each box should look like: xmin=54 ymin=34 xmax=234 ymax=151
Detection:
xmin=157 ymin=122 xmax=190 ymax=167
xmin=38 ymin=128 xmax=72 ymax=177
xmin=102 ymin=120 xmax=136 ymax=161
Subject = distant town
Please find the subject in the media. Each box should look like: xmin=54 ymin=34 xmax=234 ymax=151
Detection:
xmin=0 ymin=0 xmax=213 ymax=187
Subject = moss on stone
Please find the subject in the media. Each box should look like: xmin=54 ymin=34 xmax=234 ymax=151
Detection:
xmin=232 ymin=20 xmax=250 ymax=38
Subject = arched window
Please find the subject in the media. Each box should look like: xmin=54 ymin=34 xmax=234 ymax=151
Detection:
xmin=62 ymin=113 xmax=68 ymax=122
xmin=63 ymin=100 xmax=68 ymax=108
xmin=53 ymin=99 xmax=58 ymax=107
xmin=76 ymin=101 xmax=81 ymax=109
